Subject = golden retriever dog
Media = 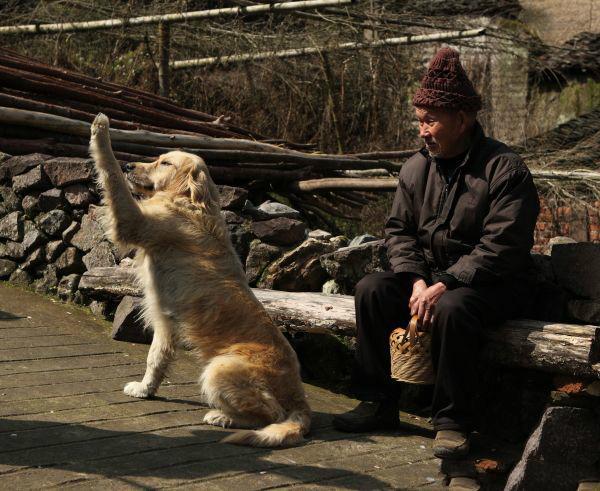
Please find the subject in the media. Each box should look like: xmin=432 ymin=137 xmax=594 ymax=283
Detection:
xmin=89 ymin=113 xmax=310 ymax=447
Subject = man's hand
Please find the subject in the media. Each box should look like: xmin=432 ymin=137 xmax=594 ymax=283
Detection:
xmin=409 ymin=281 xmax=447 ymax=330
xmin=409 ymin=277 xmax=428 ymax=311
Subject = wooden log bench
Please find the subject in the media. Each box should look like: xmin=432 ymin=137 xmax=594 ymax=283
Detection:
xmin=80 ymin=266 xmax=600 ymax=379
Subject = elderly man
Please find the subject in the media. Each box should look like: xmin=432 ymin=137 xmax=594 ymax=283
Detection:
xmin=333 ymin=47 xmax=540 ymax=458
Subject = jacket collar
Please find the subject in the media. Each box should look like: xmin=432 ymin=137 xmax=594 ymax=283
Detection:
xmin=433 ymin=121 xmax=485 ymax=224
xmin=459 ymin=121 xmax=485 ymax=171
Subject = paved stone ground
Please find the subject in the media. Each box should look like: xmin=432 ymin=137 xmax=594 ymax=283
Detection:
xmin=0 ymin=283 xmax=444 ymax=490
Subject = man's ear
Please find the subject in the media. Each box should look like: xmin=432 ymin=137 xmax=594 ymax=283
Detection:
xmin=458 ymin=110 xmax=476 ymax=134
xmin=457 ymin=110 xmax=467 ymax=132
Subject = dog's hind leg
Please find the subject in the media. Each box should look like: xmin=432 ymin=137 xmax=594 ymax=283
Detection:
xmin=200 ymin=356 xmax=285 ymax=429
xmin=89 ymin=113 xmax=147 ymax=247
xmin=124 ymin=315 xmax=176 ymax=399
xmin=203 ymin=409 xmax=266 ymax=429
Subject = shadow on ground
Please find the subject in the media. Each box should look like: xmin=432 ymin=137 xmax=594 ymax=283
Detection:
xmin=0 ymin=411 xmax=416 ymax=489
xmin=0 ymin=310 xmax=25 ymax=320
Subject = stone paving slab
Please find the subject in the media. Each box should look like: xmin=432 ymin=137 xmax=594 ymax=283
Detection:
xmin=0 ymin=283 xmax=442 ymax=489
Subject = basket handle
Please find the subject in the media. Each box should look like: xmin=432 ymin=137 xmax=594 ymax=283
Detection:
xmin=406 ymin=314 xmax=420 ymax=345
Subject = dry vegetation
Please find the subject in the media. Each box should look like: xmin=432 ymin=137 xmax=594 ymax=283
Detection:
xmin=0 ymin=0 xmax=504 ymax=154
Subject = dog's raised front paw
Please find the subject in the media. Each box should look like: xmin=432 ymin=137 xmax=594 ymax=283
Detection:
xmin=203 ymin=409 xmax=234 ymax=428
xmin=91 ymin=113 xmax=110 ymax=137
xmin=124 ymin=381 xmax=153 ymax=399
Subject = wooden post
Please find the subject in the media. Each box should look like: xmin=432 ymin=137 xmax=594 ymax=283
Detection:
xmin=158 ymin=22 xmax=170 ymax=98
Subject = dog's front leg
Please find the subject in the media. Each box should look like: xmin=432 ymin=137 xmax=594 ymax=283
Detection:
xmin=90 ymin=113 xmax=146 ymax=246
xmin=124 ymin=320 xmax=176 ymax=398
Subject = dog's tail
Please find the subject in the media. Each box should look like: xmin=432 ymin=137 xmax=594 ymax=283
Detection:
xmin=221 ymin=406 xmax=311 ymax=448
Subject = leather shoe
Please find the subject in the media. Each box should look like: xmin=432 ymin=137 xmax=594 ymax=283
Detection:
xmin=332 ymin=400 xmax=400 ymax=433
xmin=433 ymin=430 xmax=470 ymax=459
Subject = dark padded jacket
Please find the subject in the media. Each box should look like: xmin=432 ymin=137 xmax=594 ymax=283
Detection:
xmin=384 ymin=122 xmax=540 ymax=287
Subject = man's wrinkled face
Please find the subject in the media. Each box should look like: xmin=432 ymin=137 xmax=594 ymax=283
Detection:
xmin=415 ymin=107 xmax=468 ymax=159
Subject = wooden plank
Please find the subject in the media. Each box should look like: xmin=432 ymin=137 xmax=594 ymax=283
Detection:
xmin=81 ymin=266 xmax=600 ymax=378
xmin=0 ymin=364 xmax=146 ymax=389
xmin=0 ymin=422 xmax=253 ymax=487
xmin=0 ymin=409 xmax=208 ymax=475
xmin=0 ymin=282 xmax=449 ymax=489
xmin=0 ymin=321 xmax=48 ymax=329
xmin=0 ymin=335 xmax=93 ymax=350
xmin=0 ymin=376 xmax=154 ymax=402
xmin=37 ymin=394 xmax=433 ymax=489
xmin=0 ymin=353 xmax=141 ymax=378
xmin=0 ymin=381 xmax=201 ymax=418
xmin=308 ymin=460 xmax=445 ymax=491
xmin=0 ymin=394 xmax=205 ymax=451
xmin=0 ymin=327 xmax=65 ymax=339
xmin=173 ymin=447 xmax=438 ymax=491
xmin=66 ymin=432 xmax=435 ymax=490
xmin=4 ymin=382 xmax=346 ymax=434
xmin=0 ymin=343 xmax=123 ymax=362
xmin=0 ymin=384 xmax=205 ymax=432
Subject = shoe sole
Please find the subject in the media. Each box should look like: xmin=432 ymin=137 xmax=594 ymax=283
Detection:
xmin=432 ymin=443 xmax=470 ymax=460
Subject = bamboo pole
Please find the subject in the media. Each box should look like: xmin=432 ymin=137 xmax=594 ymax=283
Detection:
xmin=292 ymin=177 xmax=398 ymax=191
xmin=348 ymin=149 xmax=417 ymax=160
xmin=0 ymin=0 xmax=354 ymax=35
xmin=531 ymin=169 xmax=600 ymax=181
xmin=171 ymin=27 xmax=486 ymax=69
xmin=290 ymin=169 xmax=600 ymax=192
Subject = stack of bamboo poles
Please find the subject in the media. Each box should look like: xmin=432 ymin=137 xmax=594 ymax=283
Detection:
xmin=0 ymin=49 xmax=406 ymax=225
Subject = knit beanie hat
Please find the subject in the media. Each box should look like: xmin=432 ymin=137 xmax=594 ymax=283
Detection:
xmin=412 ymin=47 xmax=482 ymax=112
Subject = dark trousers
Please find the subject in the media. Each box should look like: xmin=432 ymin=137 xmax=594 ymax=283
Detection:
xmin=352 ymin=271 xmax=525 ymax=431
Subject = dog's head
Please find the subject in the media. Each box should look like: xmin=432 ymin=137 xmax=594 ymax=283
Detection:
xmin=126 ymin=151 xmax=220 ymax=211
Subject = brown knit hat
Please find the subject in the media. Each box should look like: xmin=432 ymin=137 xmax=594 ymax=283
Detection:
xmin=412 ymin=47 xmax=482 ymax=112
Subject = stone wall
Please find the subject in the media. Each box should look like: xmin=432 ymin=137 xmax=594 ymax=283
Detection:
xmin=0 ymin=152 xmax=352 ymax=307
xmin=527 ymin=79 xmax=600 ymax=138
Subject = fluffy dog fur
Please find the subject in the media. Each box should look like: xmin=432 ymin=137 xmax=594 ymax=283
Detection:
xmin=89 ymin=113 xmax=310 ymax=447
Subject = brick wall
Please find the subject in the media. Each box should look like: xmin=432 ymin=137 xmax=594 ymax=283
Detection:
xmin=534 ymin=198 xmax=599 ymax=252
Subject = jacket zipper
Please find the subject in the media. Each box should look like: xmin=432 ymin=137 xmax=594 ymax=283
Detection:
xmin=436 ymin=183 xmax=448 ymax=217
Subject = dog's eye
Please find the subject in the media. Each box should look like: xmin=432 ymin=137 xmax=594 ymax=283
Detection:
xmin=161 ymin=161 xmax=173 ymax=167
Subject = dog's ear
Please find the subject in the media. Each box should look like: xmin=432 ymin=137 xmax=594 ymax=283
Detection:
xmin=186 ymin=163 xmax=220 ymax=211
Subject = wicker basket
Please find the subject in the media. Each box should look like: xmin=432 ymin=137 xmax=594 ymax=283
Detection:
xmin=390 ymin=315 xmax=435 ymax=385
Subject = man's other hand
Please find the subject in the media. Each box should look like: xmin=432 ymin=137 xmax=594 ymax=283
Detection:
xmin=410 ymin=281 xmax=447 ymax=330
xmin=409 ymin=277 xmax=428 ymax=312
